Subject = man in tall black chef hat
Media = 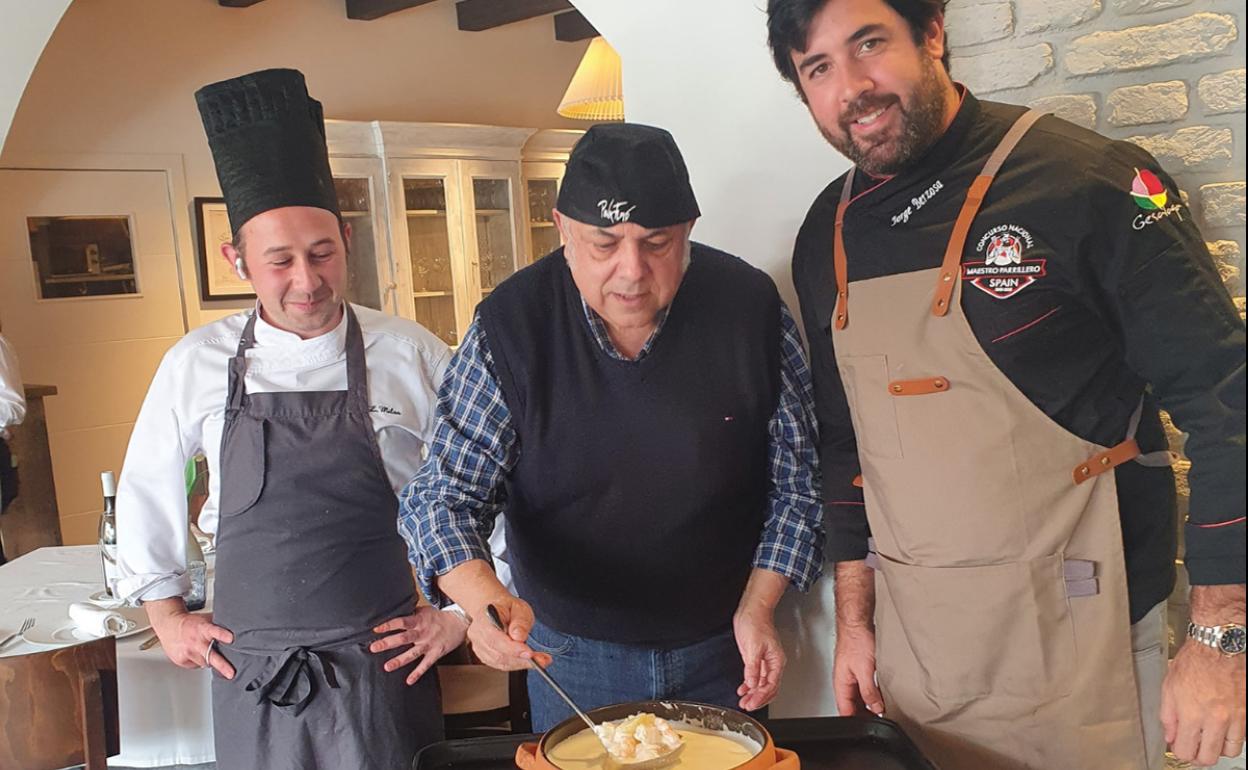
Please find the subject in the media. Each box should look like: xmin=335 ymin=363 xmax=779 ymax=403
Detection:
xmin=115 ymin=68 xmax=467 ymax=770
xmin=403 ymin=123 xmax=825 ymax=728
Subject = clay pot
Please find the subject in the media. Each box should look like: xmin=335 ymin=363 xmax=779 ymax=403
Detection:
xmin=515 ymin=701 xmax=799 ymax=770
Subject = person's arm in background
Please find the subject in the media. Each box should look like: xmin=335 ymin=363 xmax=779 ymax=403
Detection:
xmin=0 ymin=334 xmax=25 ymax=436
xmin=792 ymin=203 xmax=885 ymax=717
xmin=1083 ymin=145 xmax=1245 ymax=766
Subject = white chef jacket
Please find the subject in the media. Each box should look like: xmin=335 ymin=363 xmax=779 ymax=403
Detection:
xmin=115 ymin=303 xmax=451 ymax=602
xmin=0 ymin=334 xmax=25 ymax=438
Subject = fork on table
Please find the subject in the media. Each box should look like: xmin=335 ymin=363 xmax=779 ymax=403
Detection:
xmin=0 ymin=617 xmax=35 ymax=649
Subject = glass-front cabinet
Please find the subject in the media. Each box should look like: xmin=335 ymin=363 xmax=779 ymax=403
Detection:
xmin=463 ymin=160 xmax=525 ymax=311
xmin=330 ymin=156 xmax=394 ymax=314
xmin=523 ymin=161 xmax=567 ymax=262
xmin=326 ymin=122 xmax=581 ymax=347
xmin=389 ymin=159 xmax=465 ymax=346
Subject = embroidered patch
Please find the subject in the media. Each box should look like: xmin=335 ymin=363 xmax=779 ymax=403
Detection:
xmin=963 ymin=224 xmax=1046 ymax=300
xmin=1129 ymin=168 xmax=1184 ymax=230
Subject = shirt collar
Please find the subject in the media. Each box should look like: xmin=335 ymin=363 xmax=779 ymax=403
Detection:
xmin=579 ymin=299 xmax=669 ymax=362
xmin=247 ymin=301 xmax=349 ymax=370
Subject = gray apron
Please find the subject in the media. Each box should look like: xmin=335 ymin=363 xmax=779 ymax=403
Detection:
xmin=211 ymin=306 xmax=442 ymax=770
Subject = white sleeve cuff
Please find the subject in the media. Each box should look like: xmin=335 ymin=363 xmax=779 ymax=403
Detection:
xmin=116 ymin=571 xmax=192 ymax=606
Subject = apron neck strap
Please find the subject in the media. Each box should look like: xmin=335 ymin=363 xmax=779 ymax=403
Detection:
xmin=227 ymin=311 xmax=261 ymax=412
xmin=342 ymin=305 xmax=371 ymax=414
xmin=833 ymin=171 xmax=855 ymax=331
xmin=931 ymin=109 xmax=1046 ymax=317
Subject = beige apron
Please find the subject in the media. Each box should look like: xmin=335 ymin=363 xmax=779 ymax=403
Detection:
xmin=831 ymin=111 xmax=1152 ymax=769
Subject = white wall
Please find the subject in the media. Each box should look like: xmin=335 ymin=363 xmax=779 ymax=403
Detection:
xmin=573 ymin=1 xmax=850 ymax=718
xmin=2 ymin=0 xmax=589 ymax=328
xmin=0 ymin=0 xmax=70 ymax=157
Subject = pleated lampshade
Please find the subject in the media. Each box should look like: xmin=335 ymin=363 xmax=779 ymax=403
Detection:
xmin=557 ymin=37 xmax=624 ymax=121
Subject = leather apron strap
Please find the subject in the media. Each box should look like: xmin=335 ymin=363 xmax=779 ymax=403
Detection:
xmin=831 ymin=109 xmax=1047 ymax=329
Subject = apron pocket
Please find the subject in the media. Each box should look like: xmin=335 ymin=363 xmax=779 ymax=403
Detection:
xmin=877 ymin=552 xmax=1075 ymax=704
xmin=217 ymin=416 xmax=267 ymax=517
xmin=839 ymin=355 xmax=903 ymax=459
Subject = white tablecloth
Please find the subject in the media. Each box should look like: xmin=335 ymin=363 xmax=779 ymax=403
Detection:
xmin=0 ymin=545 xmax=215 ymax=767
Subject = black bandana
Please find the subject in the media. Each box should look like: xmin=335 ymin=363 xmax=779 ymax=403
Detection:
xmin=556 ymin=123 xmax=700 ymax=229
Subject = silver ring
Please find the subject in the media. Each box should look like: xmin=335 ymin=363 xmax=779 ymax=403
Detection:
xmin=204 ymin=638 xmax=216 ymax=669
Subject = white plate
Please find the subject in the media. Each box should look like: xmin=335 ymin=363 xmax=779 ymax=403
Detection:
xmin=87 ymin=590 xmax=125 ymax=607
xmin=22 ymin=606 xmax=151 ymax=645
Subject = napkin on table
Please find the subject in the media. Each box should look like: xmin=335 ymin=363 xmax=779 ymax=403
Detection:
xmin=68 ymin=601 xmax=129 ymax=637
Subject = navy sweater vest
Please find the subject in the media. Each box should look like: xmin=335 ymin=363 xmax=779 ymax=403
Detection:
xmin=478 ymin=244 xmax=782 ymax=645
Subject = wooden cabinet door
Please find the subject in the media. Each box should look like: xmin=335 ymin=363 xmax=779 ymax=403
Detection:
xmin=386 ymin=158 xmax=465 ymax=347
xmin=330 ymin=156 xmax=394 ymax=314
xmin=459 ymin=160 xmax=525 ymax=338
xmin=521 ymin=161 xmax=567 ymax=266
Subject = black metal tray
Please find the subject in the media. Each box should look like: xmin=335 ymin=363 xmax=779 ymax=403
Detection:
xmin=413 ymin=716 xmax=936 ymax=770
xmin=767 ymin=717 xmax=937 ymax=770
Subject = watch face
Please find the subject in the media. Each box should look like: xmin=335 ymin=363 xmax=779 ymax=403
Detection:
xmin=1219 ymin=626 xmax=1247 ymax=655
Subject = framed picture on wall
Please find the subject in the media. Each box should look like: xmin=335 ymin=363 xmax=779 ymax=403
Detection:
xmin=194 ymin=197 xmax=254 ymax=301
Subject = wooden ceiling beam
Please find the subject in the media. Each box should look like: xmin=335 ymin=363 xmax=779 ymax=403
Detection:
xmin=553 ymin=10 xmax=597 ymax=42
xmin=345 ymin=0 xmax=438 ymax=21
xmin=455 ymin=0 xmax=573 ymax=32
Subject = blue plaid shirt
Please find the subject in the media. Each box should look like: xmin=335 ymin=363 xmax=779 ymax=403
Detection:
xmin=400 ymin=297 xmax=824 ymax=607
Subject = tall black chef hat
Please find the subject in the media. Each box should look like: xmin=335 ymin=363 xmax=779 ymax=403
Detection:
xmin=195 ymin=68 xmax=339 ymax=234
xmin=556 ymin=123 xmax=700 ymax=230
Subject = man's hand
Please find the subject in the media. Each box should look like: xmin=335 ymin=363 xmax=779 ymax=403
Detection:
xmin=734 ymin=606 xmax=785 ymax=711
xmin=832 ymin=560 xmax=883 ymax=716
xmin=1161 ymin=584 xmax=1246 ymax=766
xmin=833 ymin=624 xmax=884 ymax=716
xmin=436 ymin=559 xmax=551 ymax=672
xmin=144 ymin=597 xmax=235 ymax=679
xmin=734 ymin=569 xmax=789 ymax=711
xmin=371 ymin=606 xmax=471 ymax=685
xmin=466 ymin=595 xmax=552 ymax=671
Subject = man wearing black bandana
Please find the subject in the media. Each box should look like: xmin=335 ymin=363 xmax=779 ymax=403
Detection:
xmin=766 ymin=0 xmax=1245 ymax=768
xmin=116 ymin=69 xmax=462 ymax=769
xmin=403 ymin=123 xmax=825 ymax=729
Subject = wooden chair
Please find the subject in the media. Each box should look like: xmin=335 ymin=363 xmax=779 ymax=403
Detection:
xmin=437 ymin=643 xmax=532 ymax=738
xmin=0 ymin=636 xmax=120 ymax=770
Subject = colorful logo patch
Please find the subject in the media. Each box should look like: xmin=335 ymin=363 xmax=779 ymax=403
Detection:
xmin=1130 ymin=169 xmax=1168 ymax=211
xmin=964 ymin=224 xmax=1046 ymax=300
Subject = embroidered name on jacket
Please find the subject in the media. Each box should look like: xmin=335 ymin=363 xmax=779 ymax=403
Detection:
xmin=890 ymin=180 xmax=944 ymax=226
xmin=962 ymin=224 xmax=1046 ymax=300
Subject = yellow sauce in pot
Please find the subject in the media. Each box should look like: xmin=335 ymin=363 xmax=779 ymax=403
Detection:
xmin=545 ymin=725 xmax=759 ymax=770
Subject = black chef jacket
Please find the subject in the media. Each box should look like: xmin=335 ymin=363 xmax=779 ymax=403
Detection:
xmin=792 ymin=90 xmax=1246 ymax=623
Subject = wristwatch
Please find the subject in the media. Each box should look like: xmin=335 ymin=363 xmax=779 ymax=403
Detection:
xmin=1187 ymin=621 xmax=1247 ymax=656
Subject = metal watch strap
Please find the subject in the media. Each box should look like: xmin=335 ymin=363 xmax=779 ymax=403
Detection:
xmin=1187 ymin=621 xmax=1244 ymax=655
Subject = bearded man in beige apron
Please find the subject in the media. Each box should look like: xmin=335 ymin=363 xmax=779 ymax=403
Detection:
xmin=765 ymin=0 xmax=1247 ymax=767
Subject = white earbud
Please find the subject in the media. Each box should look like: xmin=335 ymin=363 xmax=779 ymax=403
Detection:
xmin=234 ymin=257 xmax=248 ymax=280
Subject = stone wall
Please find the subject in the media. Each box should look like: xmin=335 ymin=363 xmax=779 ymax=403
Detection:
xmin=948 ymin=0 xmax=1245 ymax=310
xmin=950 ymin=8 xmax=1245 ymax=766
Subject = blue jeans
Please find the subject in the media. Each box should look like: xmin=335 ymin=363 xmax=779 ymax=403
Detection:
xmin=526 ymin=618 xmax=751 ymax=731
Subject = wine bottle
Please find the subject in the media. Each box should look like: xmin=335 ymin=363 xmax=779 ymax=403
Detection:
xmin=185 ymin=522 xmax=207 ymax=612
xmin=98 ymin=471 xmax=119 ymax=597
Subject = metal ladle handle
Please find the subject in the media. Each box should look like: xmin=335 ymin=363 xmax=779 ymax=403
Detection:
xmin=485 ymin=604 xmax=605 ymax=743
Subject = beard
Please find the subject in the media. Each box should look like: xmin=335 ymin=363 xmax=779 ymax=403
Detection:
xmin=818 ymin=56 xmax=950 ymax=177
